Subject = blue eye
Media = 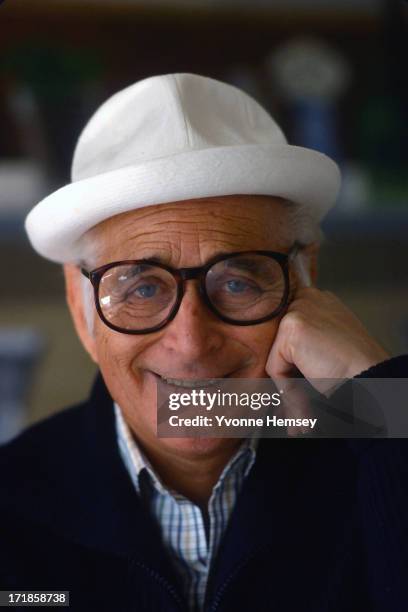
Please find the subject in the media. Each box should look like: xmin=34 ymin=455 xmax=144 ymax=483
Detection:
xmin=226 ymin=279 xmax=248 ymax=293
xmin=135 ymin=284 xmax=157 ymax=298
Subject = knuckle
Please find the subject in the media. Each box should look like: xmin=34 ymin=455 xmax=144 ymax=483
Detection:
xmin=281 ymin=310 xmax=307 ymax=332
xmin=289 ymin=296 xmax=307 ymax=310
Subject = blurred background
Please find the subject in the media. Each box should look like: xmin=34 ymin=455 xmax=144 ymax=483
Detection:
xmin=0 ymin=0 xmax=407 ymax=442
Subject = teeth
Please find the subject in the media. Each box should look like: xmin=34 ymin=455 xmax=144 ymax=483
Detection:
xmin=160 ymin=377 xmax=219 ymax=388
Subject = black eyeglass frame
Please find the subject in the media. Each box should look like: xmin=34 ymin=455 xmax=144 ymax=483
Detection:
xmin=81 ymin=242 xmax=301 ymax=335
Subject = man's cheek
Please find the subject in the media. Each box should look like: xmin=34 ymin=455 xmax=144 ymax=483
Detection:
xmin=95 ymin=330 xmax=131 ymax=367
xmin=93 ymin=327 xmax=112 ymax=362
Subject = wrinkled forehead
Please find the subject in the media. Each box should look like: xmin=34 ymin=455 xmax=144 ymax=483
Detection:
xmin=80 ymin=195 xmax=295 ymax=266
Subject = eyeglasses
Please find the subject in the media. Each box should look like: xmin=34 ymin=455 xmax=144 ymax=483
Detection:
xmin=80 ymin=243 xmax=300 ymax=335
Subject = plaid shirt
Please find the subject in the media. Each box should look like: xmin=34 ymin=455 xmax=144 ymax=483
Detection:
xmin=114 ymin=403 xmax=258 ymax=612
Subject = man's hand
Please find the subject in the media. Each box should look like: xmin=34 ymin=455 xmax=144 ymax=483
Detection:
xmin=266 ymin=287 xmax=390 ymax=396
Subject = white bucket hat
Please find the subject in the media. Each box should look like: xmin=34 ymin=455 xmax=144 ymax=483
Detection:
xmin=25 ymin=72 xmax=341 ymax=263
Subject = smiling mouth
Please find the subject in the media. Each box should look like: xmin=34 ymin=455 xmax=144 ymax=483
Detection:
xmin=150 ymin=371 xmax=234 ymax=389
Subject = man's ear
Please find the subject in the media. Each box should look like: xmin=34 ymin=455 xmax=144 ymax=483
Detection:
xmin=305 ymin=241 xmax=319 ymax=285
xmin=295 ymin=242 xmax=320 ymax=287
xmin=63 ymin=264 xmax=98 ymax=364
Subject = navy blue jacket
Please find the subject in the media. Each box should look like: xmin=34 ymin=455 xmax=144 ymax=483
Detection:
xmin=1 ymin=356 xmax=408 ymax=611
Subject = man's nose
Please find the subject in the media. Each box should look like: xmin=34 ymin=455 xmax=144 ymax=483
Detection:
xmin=160 ymin=281 xmax=224 ymax=360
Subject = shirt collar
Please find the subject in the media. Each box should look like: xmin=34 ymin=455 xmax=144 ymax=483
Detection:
xmin=114 ymin=402 xmax=258 ymax=499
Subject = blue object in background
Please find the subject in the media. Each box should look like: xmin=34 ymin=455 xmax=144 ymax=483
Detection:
xmin=0 ymin=328 xmax=44 ymax=444
xmin=291 ymin=98 xmax=340 ymax=162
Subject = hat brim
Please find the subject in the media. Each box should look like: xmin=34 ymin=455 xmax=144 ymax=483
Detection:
xmin=25 ymin=144 xmax=340 ymax=263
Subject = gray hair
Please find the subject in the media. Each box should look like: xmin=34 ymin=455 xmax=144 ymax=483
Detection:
xmin=73 ymin=199 xmax=322 ymax=335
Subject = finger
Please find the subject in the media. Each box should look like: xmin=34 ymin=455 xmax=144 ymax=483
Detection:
xmin=275 ymin=378 xmax=315 ymax=437
xmin=266 ymin=321 xmax=312 ymax=436
xmin=266 ymin=312 xmax=302 ymax=379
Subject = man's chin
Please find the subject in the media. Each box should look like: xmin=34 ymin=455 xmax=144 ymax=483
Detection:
xmin=158 ymin=435 xmax=240 ymax=459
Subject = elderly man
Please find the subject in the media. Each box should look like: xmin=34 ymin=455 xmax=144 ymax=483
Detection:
xmin=1 ymin=74 xmax=408 ymax=611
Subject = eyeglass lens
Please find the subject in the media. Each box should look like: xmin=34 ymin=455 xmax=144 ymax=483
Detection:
xmin=97 ymin=255 xmax=286 ymax=331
